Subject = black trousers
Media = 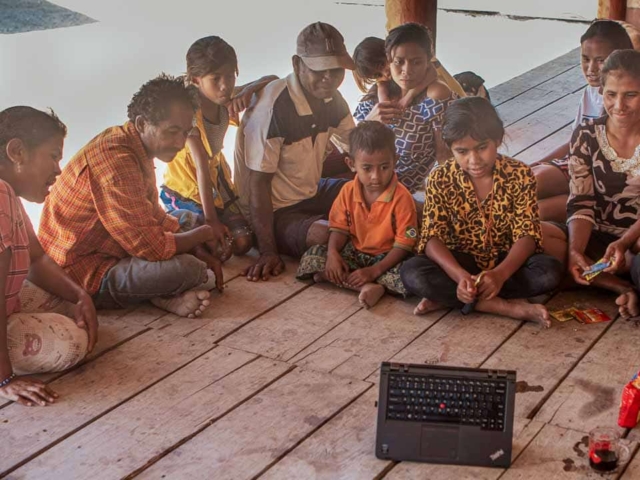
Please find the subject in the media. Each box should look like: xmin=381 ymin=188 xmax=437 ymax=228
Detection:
xmin=400 ymin=251 xmax=563 ymax=309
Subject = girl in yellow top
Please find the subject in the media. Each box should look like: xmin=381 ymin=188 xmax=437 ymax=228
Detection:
xmin=161 ymin=36 xmax=276 ymax=257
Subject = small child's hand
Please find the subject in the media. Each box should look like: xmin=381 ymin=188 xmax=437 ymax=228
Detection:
xmin=456 ymin=275 xmax=476 ymax=304
xmin=192 ymin=245 xmax=224 ymax=292
xmin=377 ymin=80 xmax=391 ymax=103
xmin=325 ymin=252 xmax=349 ymax=286
xmin=345 ymin=267 xmax=378 ymax=289
xmin=205 ymin=220 xmax=232 ymax=261
xmin=228 ymin=89 xmax=252 ymax=119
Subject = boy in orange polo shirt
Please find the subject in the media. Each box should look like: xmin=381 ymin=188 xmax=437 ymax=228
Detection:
xmin=296 ymin=121 xmax=418 ymax=308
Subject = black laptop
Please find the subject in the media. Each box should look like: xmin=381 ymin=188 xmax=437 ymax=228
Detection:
xmin=375 ymin=362 xmax=517 ymax=468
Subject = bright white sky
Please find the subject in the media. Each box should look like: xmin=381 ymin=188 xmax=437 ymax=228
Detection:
xmin=0 ymin=0 xmax=596 ymax=226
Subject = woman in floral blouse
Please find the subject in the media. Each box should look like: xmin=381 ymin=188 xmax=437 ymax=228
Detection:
xmin=565 ymin=49 xmax=640 ymax=319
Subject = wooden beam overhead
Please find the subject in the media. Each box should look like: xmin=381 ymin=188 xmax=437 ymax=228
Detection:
xmin=386 ymin=0 xmax=438 ymax=52
xmin=598 ymin=0 xmax=627 ymax=20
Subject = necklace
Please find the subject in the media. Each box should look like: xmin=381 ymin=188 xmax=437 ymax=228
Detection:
xmin=596 ymin=124 xmax=640 ymax=177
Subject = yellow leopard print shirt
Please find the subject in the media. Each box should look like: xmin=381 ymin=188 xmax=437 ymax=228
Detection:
xmin=418 ymin=155 xmax=543 ymax=270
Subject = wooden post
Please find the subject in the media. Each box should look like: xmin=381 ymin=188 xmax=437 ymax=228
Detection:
xmin=628 ymin=0 xmax=640 ymax=29
xmin=598 ymin=0 xmax=627 ymax=19
xmin=385 ymin=0 xmax=438 ymax=51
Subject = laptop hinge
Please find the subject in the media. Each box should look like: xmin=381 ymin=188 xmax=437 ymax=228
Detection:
xmin=389 ymin=363 xmax=409 ymax=372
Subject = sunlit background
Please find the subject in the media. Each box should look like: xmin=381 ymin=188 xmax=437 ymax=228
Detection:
xmin=0 ymin=0 xmax=596 ymax=226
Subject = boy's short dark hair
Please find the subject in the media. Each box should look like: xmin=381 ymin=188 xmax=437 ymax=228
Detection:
xmin=349 ymin=120 xmax=396 ymax=158
xmin=0 ymin=106 xmax=67 ymax=162
xmin=581 ymin=20 xmax=633 ymax=50
xmin=601 ymin=49 xmax=640 ymax=85
xmin=186 ymin=36 xmax=238 ymax=83
xmin=127 ymin=73 xmax=198 ymax=125
xmin=441 ymin=97 xmax=504 ymax=147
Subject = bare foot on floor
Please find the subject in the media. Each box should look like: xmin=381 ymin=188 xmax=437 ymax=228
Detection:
xmin=358 ymin=283 xmax=385 ymax=309
xmin=151 ymin=290 xmax=211 ymax=318
xmin=616 ymin=290 xmax=640 ymax=319
xmin=414 ymin=298 xmax=443 ymax=316
xmin=509 ymin=300 xmax=551 ymax=328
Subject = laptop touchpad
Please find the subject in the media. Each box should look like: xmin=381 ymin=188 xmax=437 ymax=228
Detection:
xmin=420 ymin=425 xmax=459 ymax=460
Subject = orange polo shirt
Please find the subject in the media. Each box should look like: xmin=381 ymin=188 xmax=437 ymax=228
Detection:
xmin=328 ymin=174 xmax=418 ymax=256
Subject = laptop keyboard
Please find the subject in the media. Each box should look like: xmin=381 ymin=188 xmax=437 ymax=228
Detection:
xmin=386 ymin=374 xmax=507 ymax=431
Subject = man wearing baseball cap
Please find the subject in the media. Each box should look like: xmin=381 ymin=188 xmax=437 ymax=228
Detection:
xmin=235 ymin=22 xmax=355 ymax=281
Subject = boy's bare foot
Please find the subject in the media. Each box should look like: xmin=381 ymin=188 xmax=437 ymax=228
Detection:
xmin=151 ymin=290 xmax=211 ymax=318
xmin=414 ymin=298 xmax=443 ymax=316
xmin=358 ymin=283 xmax=385 ymax=309
xmin=511 ymin=301 xmax=551 ymax=328
xmin=478 ymin=297 xmax=551 ymax=328
xmin=616 ymin=290 xmax=640 ymax=319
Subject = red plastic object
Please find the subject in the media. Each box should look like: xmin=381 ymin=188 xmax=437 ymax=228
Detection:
xmin=618 ymin=373 xmax=640 ymax=429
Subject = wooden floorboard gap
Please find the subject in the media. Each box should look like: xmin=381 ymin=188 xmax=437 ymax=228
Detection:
xmin=526 ymin=315 xmax=620 ymax=421
xmin=1 ymin=336 xmax=219 ymax=477
xmin=493 ymin=65 xmax=579 ymax=107
xmin=125 ymin=359 xmax=298 ymax=480
xmin=513 ymin=121 xmax=573 ymax=157
xmin=353 ymin=307 xmax=453 ymax=380
xmin=253 ymin=382 xmax=376 ymax=480
xmin=281 ymin=301 xmax=366 ymax=363
xmin=503 ymin=88 xmax=584 ymax=128
xmin=187 ymin=283 xmax=314 ymax=341
xmin=374 ymin=461 xmax=400 ymax=479
xmin=0 ymin=326 xmax=152 ymax=412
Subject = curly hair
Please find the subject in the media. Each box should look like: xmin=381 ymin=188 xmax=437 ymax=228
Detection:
xmin=186 ymin=36 xmax=238 ymax=83
xmin=0 ymin=106 xmax=67 ymax=162
xmin=127 ymin=73 xmax=199 ymax=124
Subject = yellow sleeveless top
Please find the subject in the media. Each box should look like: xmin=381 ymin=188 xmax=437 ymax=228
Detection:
xmin=163 ymin=108 xmax=237 ymax=209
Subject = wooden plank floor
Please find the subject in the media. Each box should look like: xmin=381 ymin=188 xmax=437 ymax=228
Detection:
xmin=7 ymin=48 xmax=638 ymax=479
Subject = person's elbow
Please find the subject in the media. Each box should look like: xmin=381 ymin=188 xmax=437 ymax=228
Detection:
xmin=125 ymin=232 xmax=176 ymax=262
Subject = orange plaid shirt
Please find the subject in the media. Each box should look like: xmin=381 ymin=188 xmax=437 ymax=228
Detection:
xmin=39 ymin=122 xmax=180 ymax=295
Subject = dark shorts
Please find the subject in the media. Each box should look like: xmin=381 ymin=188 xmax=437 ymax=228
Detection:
xmin=273 ymin=178 xmax=348 ymax=258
